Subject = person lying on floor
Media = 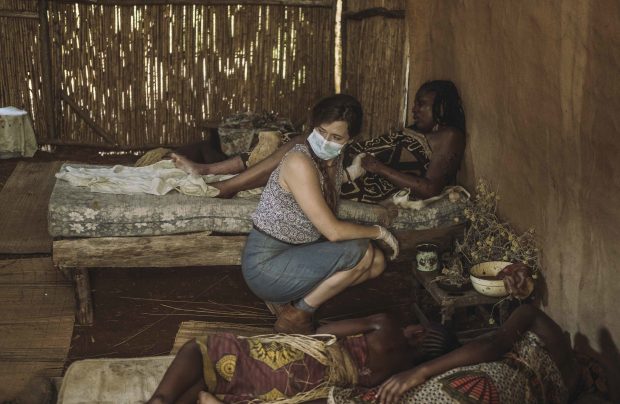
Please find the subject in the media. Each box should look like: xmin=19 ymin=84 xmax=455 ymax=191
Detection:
xmin=364 ymin=303 xmax=617 ymax=404
xmin=146 ymin=313 xmax=459 ymax=404
xmin=148 ymin=296 xmax=615 ymax=404
xmin=169 ymin=80 xmax=466 ymax=202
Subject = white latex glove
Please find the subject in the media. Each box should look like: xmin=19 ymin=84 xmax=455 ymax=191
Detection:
xmin=374 ymin=225 xmax=399 ymax=261
xmin=345 ymin=153 xmax=367 ymax=181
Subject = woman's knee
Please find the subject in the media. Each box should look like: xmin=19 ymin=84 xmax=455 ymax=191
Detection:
xmin=350 ymin=243 xmax=375 ymax=273
xmin=368 ymin=245 xmax=386 ymax=278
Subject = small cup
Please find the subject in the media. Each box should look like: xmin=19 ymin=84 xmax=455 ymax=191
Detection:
xmin=416 ymin=243 xmax=439 ymax=272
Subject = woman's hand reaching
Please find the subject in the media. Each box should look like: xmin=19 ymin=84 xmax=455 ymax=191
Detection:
xmin=374 ymin=225 xmax=399 ymax=260
xmin=345 ymin=153 xmax=367 ymax=181
xmin=361 ymin=154 xmax=388 ymax=174
xmin=377 ymin=368 xmax=427 ymax=404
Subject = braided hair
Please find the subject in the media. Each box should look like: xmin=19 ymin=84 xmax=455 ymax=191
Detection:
xmin=417 ymin=80 xmax=466 ymax=134
xmin=306 ymin=94 xmax=363 ymax=213
xmin=418 ymin=322 xmax=461 ymax=362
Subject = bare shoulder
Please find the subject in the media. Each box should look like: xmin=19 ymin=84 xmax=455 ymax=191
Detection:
xmin=436 ymin=126 xmax=465 ymax=145
xmin=427 ymin=127 xmax=465 ymax=156
xmin=281 ymin=149 xmax=315 ymax=170
xmin=280 ymin=150 xmax=320 ymax=184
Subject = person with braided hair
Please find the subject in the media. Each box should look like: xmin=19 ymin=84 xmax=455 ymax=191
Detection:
xmin=341 ymin=80 xmax=466 ymax=203
xmin=147 ymin=313 xmax=459 ymax=404
xmin=169 ymin=80 xmax=466 ymax=203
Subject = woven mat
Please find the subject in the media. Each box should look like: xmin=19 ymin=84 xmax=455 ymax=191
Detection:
xmin=0 ymin=161 xmax=63 ymax=253
xmin=0 ymin=257 xmax=75 ymax=400
xmin=171 ymin=321 xmax=272 ymax=354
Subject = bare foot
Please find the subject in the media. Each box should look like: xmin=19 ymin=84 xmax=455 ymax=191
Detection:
xmin=171 ymin=153 xmax=202 ymax=175
xmin=197 ymin=391 xmax=224 ymax=404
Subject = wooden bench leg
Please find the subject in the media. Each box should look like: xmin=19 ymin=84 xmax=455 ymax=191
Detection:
xmin=73 ymin=267 xmax=93 ymax=325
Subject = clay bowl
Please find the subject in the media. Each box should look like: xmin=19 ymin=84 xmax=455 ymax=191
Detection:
xmin=469 ymin=261 xmax=512 ymax=297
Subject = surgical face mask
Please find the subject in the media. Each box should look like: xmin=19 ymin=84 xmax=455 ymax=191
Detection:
xmin=307 ymin=129 xmax=345 ymax=160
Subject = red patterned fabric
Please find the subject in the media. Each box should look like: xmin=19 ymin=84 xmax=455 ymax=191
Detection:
xmin=198 ymin=333 xmax=370 ymax=404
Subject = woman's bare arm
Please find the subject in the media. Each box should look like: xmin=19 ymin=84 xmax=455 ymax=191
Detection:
xmin=280 ymin=152 xmax=380 ymax=242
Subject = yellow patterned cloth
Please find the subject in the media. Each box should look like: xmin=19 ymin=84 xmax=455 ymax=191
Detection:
xmin=195 ymin=333 xmax=366 ymax=404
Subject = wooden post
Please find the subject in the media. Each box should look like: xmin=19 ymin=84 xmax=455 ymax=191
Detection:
xmin=73 ymin=267 xmax=94 ymax=325
xmin=38 ymin=0 xmax=57 ymax=139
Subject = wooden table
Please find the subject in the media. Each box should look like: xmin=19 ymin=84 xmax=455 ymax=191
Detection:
xmin=411 ymin=264 xmax=504 ymax=325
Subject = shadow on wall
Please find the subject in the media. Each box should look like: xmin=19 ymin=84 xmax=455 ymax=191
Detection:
xmin=573 ymin=327 xmax=620 ymax=403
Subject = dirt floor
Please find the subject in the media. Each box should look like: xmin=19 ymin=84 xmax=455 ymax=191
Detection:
xmin=0 ymin=146 xmax=446 ymax=372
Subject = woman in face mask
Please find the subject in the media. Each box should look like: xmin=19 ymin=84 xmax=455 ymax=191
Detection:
xmin=242 ymin=94 xmax=399 ymax=334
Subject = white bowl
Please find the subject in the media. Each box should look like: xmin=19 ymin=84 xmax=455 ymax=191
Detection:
xmin=469 ymin=261 xmax=512 ymax=297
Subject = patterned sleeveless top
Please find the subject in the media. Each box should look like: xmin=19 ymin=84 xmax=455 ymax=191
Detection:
xmin=252 ymin=144 xmax=344 ymax=244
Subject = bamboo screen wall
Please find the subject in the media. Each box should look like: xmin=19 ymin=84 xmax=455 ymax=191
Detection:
xmin=50 ymin=2 xmax=334 ymax=147
xmin=342 ymin=0 xmax=407 ymax=139
xmin=0 ymin=1 xmax=48 ymax=141
xmin=0 ymin=1 xmax=408 ymax=148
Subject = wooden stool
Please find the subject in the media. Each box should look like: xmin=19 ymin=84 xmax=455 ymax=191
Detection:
xmin=411 ymin=264 xmax=509 ymax=338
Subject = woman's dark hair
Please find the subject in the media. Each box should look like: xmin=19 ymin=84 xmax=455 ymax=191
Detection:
xmin=309 ymin=94 xmax=363 ymax=138
xmin=418 ymin=322 xmax=461 ymax=362
xmin=417 ymin=80 xmax=466 ymax=134
xmin=306 ymin=94 xmax=363 ymax=213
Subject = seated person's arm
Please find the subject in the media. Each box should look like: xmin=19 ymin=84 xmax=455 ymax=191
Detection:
xmin=316 ymin=313 xmax=390 ymax=338
xmin=361 ymin=128 xmax=464 ymax=199
xmin=213 ymin=135 xmax=306 ymax=198
xmin=281 ymin=152 xmax=380 ymax=242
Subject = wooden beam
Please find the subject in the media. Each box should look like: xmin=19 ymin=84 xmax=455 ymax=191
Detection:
xmin=60 ymin=91 xmax=119 ymax=146
xmin=50 ymin=0 xmax=333 ymax=7
xmin=343 ymin=7 xmax=405 ymax=20
xmin=0 ymin=10 xmax=39 ymax=19
xmin=39 ymin=0 xmax=57 ymax=139
xmin=53 ymin=233 xmax=247 ymax=268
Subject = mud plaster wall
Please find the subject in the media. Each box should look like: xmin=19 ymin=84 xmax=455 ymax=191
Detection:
xmin=406 ymin=0 xmax=620 ymax=347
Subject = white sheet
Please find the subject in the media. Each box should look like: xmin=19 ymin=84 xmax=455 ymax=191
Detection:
xmin=55 ymin=160 xmax=262 ymax=197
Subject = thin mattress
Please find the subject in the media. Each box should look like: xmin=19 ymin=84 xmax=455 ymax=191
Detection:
xmin=48 ymin=164 xmax=466 ymax=238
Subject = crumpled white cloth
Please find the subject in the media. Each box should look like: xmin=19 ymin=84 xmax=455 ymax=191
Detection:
xmin=0 ymin=106 xmax=37 ymax=158
xmin=392 ymin=185 xmax=470 ymax=210
xmin=55 ymin=159 xmax=262 ymax=197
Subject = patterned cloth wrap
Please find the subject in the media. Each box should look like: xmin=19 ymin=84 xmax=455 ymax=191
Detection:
xmin=240 ymin=127 xmax=434 ymax=204
xmin=341 ymin=128 xmax=433 ymax=203
xmin=329 ymin=331 xmax=569 ymax=404
xmin=195 ymin=332 xmax=371 ymax=404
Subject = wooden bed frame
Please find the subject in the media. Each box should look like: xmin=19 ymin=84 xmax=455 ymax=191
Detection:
xmin=53 ymin=225 xmax=464 ymax=325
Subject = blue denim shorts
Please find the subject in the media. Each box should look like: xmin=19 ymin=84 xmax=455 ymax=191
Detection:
xmin=241 ymin=228 xmax=370 ymax=304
